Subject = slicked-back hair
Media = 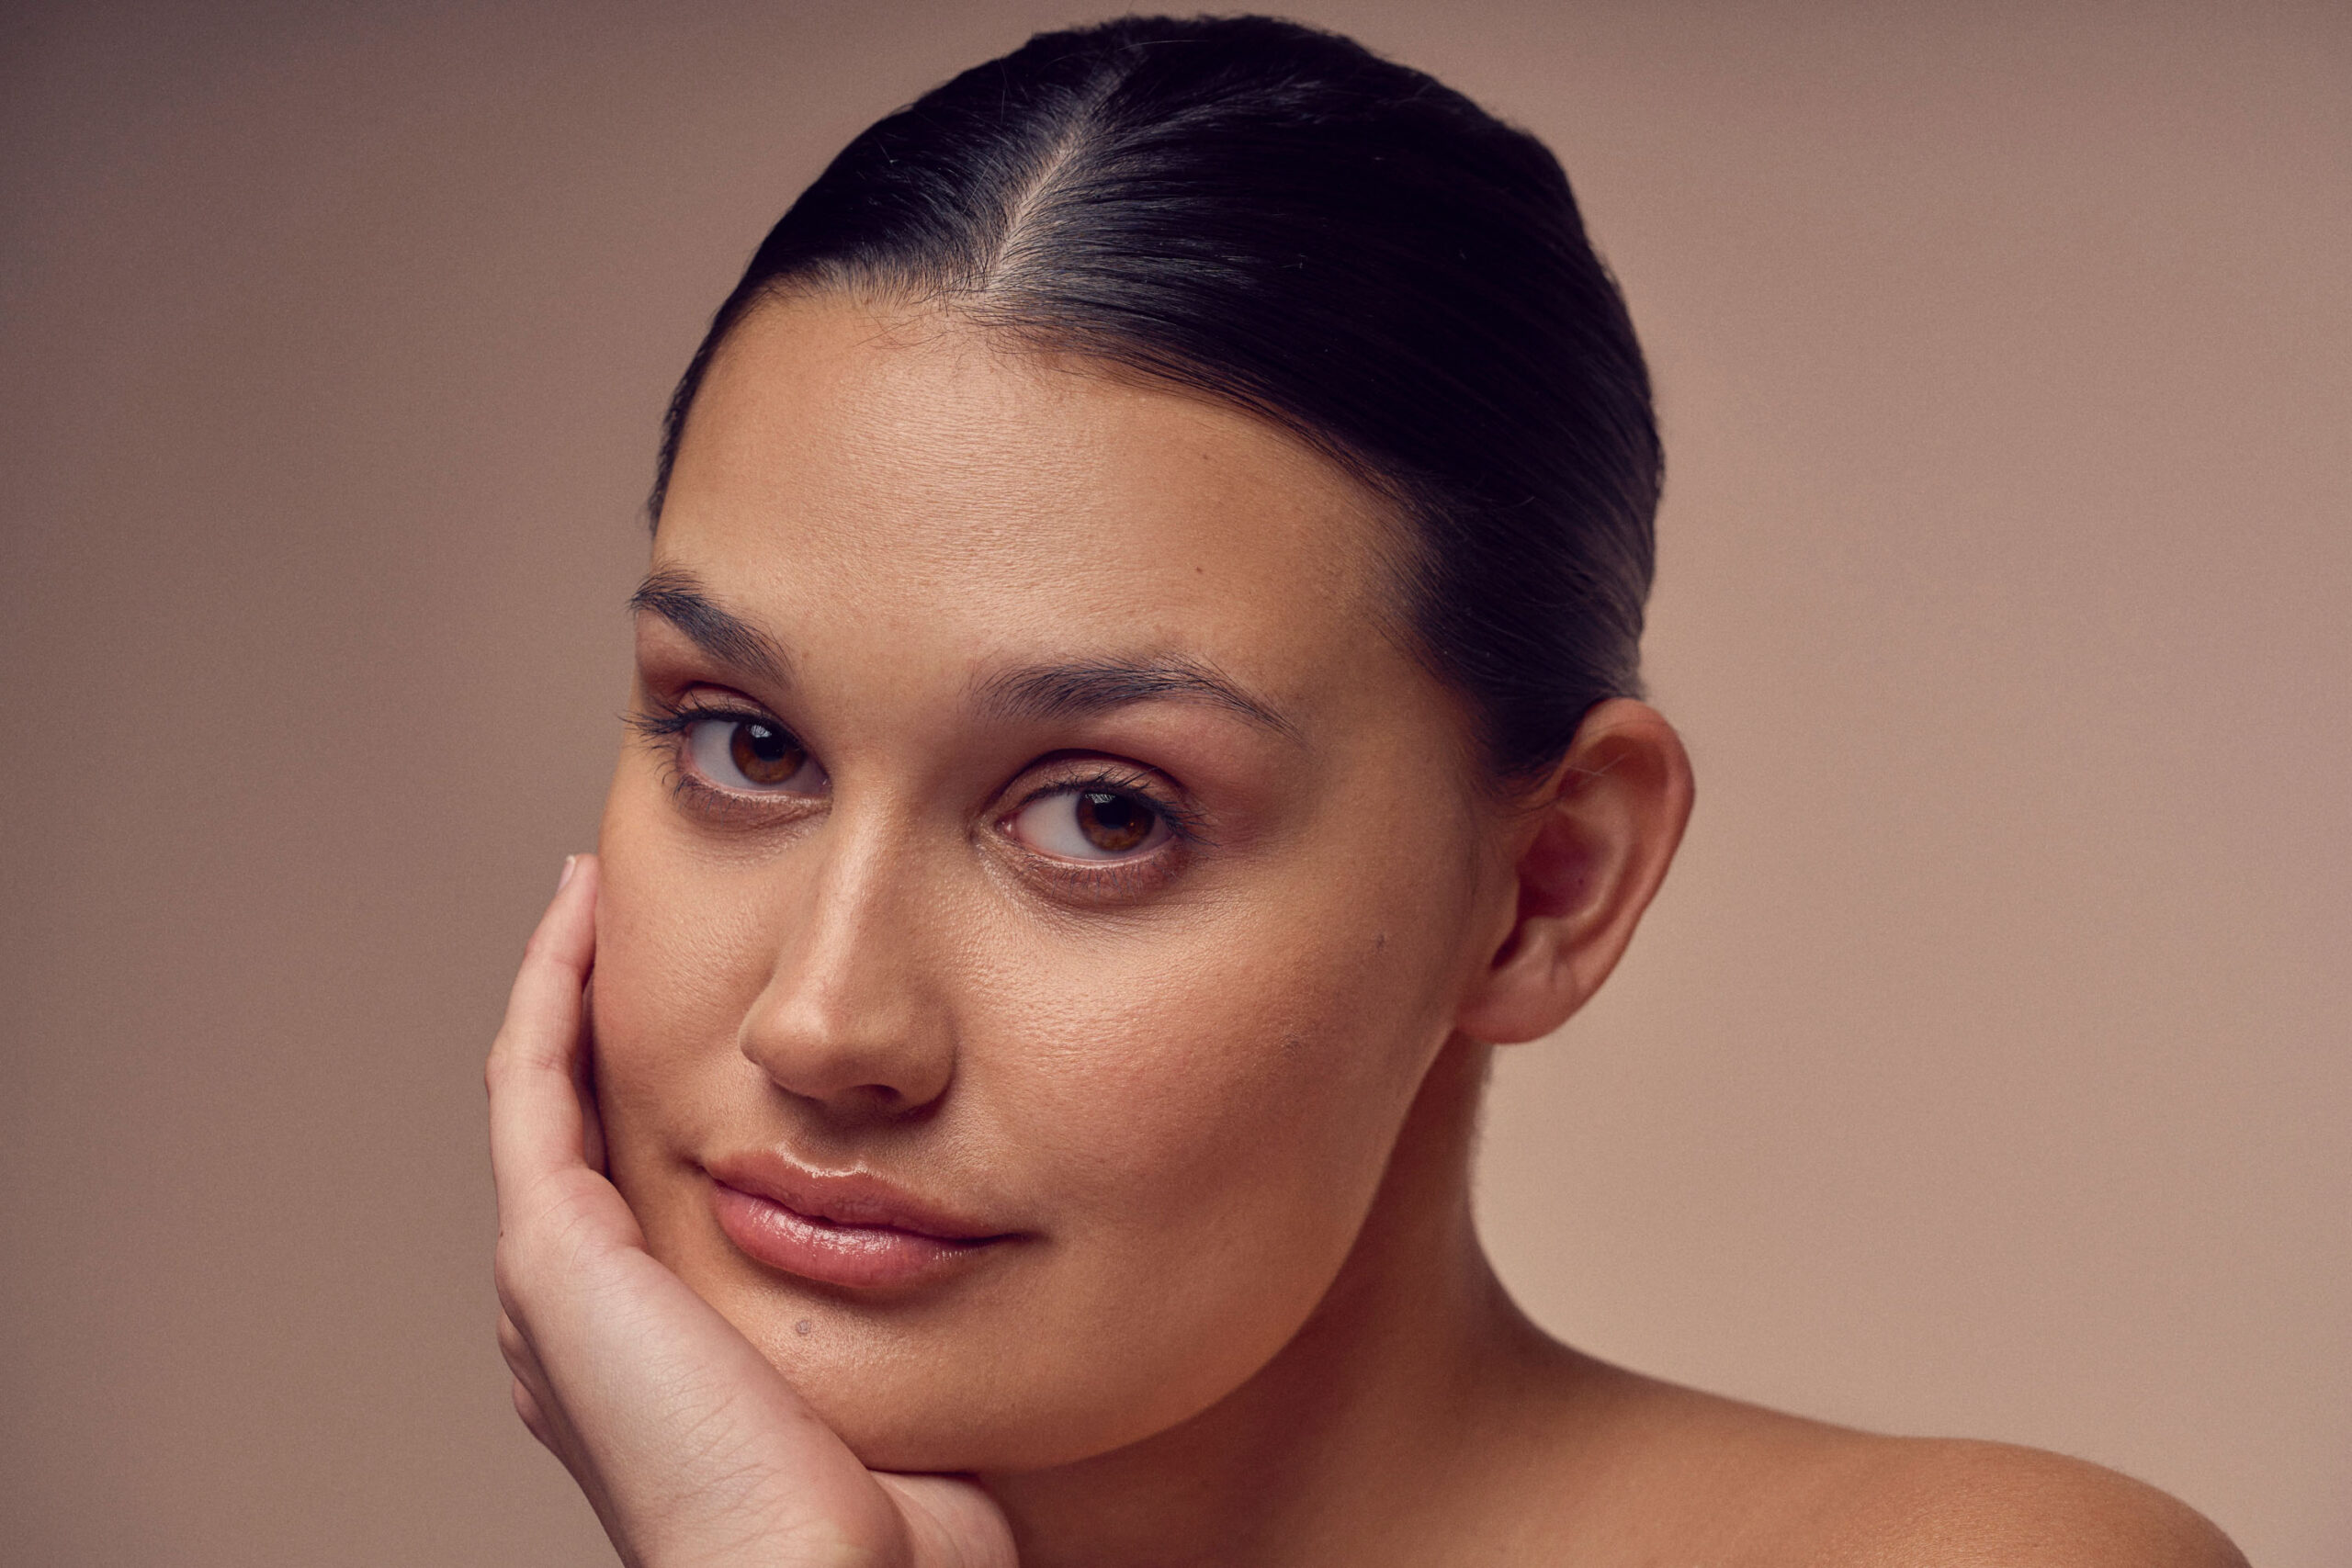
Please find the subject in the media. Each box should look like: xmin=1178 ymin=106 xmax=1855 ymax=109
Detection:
xmin=651 ymin=14 xmax=1660 ymax=784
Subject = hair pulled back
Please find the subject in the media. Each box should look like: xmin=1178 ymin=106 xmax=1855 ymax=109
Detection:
xmin=653 ymin=14 xmax=1660 ymax=784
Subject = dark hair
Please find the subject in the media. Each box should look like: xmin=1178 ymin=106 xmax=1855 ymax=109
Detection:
xmin=653 ymin=14 xmax=1659 ymax=784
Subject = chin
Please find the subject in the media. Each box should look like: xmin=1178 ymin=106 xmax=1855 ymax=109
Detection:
xmin=718 ymin=1289 xmax=1149 ymax=1473
xmin=665 ymin=1240 xmax=1282 ymax=1477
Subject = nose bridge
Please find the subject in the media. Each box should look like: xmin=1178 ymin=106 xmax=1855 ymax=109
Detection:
xmin=740 ymin=804 xmax=955 ymax=1115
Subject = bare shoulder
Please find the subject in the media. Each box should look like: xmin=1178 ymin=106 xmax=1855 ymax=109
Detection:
xmin=1798 ymin=1437 xmax=2249 ymax=1568
xmin=1508 ymin=1358 xmax=2245 ymax=1568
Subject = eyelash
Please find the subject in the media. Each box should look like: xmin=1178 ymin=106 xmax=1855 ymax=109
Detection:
xmin=625 ymin=695 xmax=1210 ymax=858
xmin=627 ymin=697 xmax=769 ymax=748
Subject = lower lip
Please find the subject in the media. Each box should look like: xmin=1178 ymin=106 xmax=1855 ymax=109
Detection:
xmin=709 ymin=1180 xmax=999 ymax=1290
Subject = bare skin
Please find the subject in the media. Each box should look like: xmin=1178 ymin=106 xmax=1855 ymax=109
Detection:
xmin=488 ymin=294 xmax=2245 ymax=1567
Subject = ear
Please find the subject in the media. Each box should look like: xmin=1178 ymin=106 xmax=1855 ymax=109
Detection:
xmin=1453 ymin=699 xmax=1694 ymax=1044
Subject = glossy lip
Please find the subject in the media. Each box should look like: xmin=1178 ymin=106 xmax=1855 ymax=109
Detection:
xmin=703 ymin=1152 xmax=1019 ymax=1292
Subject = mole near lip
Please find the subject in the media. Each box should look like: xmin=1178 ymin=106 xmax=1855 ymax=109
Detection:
xmin=704 ymin=1155 xmax=1013 ymax=1291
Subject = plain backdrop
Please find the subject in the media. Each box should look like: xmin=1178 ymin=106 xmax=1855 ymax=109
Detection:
xmin=2 ymin=2 xmax=2344 ymax=1563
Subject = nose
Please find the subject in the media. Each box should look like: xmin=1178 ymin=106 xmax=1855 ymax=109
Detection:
xmin=736 ymin=818 xmax=957 ymax=1120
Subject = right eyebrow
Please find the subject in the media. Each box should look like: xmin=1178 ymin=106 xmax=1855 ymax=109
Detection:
xmin=627 ymin=566 xmax=791 ymax=688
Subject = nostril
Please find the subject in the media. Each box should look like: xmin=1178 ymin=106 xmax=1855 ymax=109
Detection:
xmin=798 ymin=1079 xmax=937 ymax=1120
xmin=736 ymin=962 xmax=956 ymax=1112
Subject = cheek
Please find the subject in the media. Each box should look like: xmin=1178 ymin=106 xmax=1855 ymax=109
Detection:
xmin=588 ymin=802 xmax=780 ymax=1149
xmin=1003 ymin=942 xmax=1376 ymax=1183
xmin=998 ymin=773 xmax=1485 ymax=1201
xmin=980 ymin=869 xmax=1469 ymax=1252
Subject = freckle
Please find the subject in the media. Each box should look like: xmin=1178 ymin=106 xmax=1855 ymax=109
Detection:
xmin=795 ymin=1319 xmax=813 ymax=1337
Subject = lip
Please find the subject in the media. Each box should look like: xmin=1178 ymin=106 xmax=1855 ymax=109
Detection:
xmin=703 ymin=1152 xmax=1017 ymax=1292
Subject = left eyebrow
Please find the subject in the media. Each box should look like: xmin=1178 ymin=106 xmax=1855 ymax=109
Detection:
xmin=973 ymin=657 xmax=1302 ymax=743
xmin=628 ymin=566 xmax=792 ymax=689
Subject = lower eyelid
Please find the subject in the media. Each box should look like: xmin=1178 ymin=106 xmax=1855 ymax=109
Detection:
xmin=667 ymin=775 xmax=830 ymax=834
xmin=658 ymin=739 xmax=826 ymax=819
xmin=1023 ymin=851 xmax=1182 ymax=901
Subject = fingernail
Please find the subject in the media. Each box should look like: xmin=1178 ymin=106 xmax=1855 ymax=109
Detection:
xmin=557 ymin=854 xmax=579 ymax=892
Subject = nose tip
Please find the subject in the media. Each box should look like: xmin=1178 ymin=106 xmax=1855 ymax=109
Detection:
xmin=738 ymin=953 xmax=957 ymax=1119
xmin=741 ymin=1007 xmax=955 ymax=1119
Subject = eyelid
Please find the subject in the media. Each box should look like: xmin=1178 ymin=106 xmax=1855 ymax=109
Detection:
xmin=627 ymin=683 xmax=806 ymax=748
xmin=1004 ymin=760 xmax=1209 ymax=847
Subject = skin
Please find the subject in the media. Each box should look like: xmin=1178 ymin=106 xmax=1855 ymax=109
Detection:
xmin=487 ymin=294 xmax=2248 ymax=1567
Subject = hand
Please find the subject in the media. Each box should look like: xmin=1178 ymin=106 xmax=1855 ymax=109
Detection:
xmin=488 ymin=854 xmax=1016 ymax=1568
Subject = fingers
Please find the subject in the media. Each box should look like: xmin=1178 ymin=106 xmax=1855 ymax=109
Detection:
xmin=577 ymin=982 xmax=609 ymax=1176
xmin=496 ymin=1308 xmax=529 ymax=1373
xmin=501 ymin=1307 xmax=561 ymax=1457
xmin=877 ymin=1474 xmax=1021 ymax=1568
xmin=512 ymin=1377 xmax=551 ymax=1444
xmin=488 ymin=854 xmax=601 ymax=1211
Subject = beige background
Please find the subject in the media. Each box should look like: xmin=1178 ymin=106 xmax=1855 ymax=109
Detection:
xmin=2 ymin=2 xmax=2344 ymax=1562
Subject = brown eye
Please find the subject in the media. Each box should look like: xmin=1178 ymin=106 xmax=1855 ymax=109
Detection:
xmin=685 ymin=716 xmax=824 ymax=795
xmin=1012 ymin=785 xmax=1170 ymax=861
xmin=729 ymin=720 xmax=805 ymax=785
xmin=1075 ymin=791 xmax=1152 ymax=852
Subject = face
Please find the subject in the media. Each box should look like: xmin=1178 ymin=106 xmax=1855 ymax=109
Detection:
xmin=593 ymin=294 xmax=1515 ymax=1472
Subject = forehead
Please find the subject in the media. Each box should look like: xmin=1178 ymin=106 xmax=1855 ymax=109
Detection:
xmin=655 ymin=295 xmax=1399 ymax=687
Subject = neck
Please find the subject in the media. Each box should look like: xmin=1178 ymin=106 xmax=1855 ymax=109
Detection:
xmin=982 ymin=1036 xmax=1584 ymax=1568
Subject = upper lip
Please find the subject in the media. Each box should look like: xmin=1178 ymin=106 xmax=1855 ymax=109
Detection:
xmin=703 ymin=1150 xmax=1013 ymax=1242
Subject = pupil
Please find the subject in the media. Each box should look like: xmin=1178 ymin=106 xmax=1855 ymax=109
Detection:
xmin=1076 ymin=791 xmax=1151 ymax=852
xmin=729 ymin=720 xmax=803 ymax=785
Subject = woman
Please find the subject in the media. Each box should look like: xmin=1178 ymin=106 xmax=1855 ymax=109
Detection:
xmin=487 ymin=17 xmax=2245 ymax=1565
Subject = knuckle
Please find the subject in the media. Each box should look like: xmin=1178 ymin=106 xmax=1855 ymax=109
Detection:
xmin=510 ymin=1377 xmax=547 ymax=1438
xmin=492 ymin=1238 xmax=533 ymax=1308
xmin=493 ymin=1177 xmax=604 ymax=1296
xmin=483 ymin=1042 xmax=521 ymax=1093
xmin=486 ymin=1029 xmax=566 ymax=1089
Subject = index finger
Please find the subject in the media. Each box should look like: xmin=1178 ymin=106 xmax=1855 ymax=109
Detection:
xmin=487 ymin=852 xmax=601 ymax=1212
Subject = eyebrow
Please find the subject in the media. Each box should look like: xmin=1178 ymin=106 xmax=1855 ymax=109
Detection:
xmin=975 ymin=657 xmax=1300 ymax=742
xmin=628 ymin=567 xmax=791 ymax=687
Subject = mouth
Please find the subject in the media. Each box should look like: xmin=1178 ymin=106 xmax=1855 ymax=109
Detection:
xmin=703 ymin=1154 xmax=1018 ymax=1292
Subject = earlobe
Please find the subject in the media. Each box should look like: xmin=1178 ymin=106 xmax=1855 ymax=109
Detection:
xmin=1454 ymin=700 xmax=1693 ymax=1044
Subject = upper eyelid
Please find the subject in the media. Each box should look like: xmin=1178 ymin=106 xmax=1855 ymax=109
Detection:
xmin=654 ymin=684 xmax=782 ymax=718
xmin=1011 ymin=769 xmax=1208 ymax=846
xmin=628 ymin=690 xmax=794 ymax=737
xmin=1012 ymin=763 xmax=1164 ymax=802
